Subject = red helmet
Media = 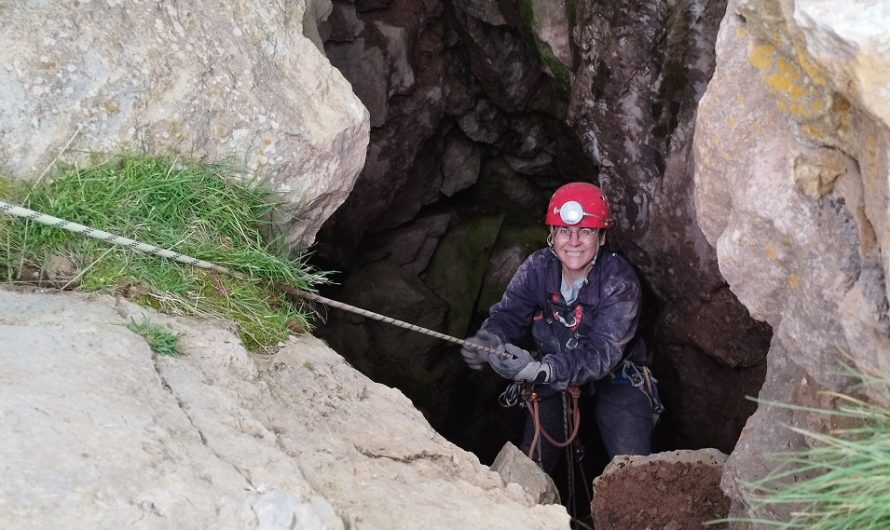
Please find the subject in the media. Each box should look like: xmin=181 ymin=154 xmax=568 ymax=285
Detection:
xmin=546 ymin=182 xmax=612 ymax=228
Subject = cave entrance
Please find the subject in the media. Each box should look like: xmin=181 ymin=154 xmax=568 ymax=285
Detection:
xmin=311 ymin=0 xmax=769 ymax=519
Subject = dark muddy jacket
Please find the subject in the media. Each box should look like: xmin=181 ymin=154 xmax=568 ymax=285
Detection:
xmin=481 ymin=248 xmax=644 ymax=391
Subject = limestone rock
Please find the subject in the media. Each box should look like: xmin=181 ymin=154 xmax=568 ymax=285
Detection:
xmin=694 ymin=0 xmax=890 ymax=522
xmin=793 ymin=1 xmax=890 ymax=128
xmin=491 ymin=442 xmax=560 ymax=506
xmin=450 ymin=1 xmax=546 ymax=112
xmin=477 ymin=225 xmax=547 ymax=315
xmin=457 ymin=98 xmax=508 ymax=145
xmin=320 ymin=1 xmax=365 ymax=42
xmin=317 ymin=0 xmax=457 ymax=260
xmin=358 ymin=212 xmax=453 ymax=275
xmin=525 ymin=0 xmax=573 ymax=71
xmin=325 ymin=18 xmax=415 ymax=128
xmin=0 ymin=287 xmax=570 ymax=529
xmin=453 ymin=0 xmax=507 ymax=27
xmin=0 ymin=0 xmax=369 ymax=246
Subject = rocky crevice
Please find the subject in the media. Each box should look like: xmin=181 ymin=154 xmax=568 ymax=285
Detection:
xmin=313 ymin=0 xmax=768 ymax=462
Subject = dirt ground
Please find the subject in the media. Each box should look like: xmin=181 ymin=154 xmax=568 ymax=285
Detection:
xmin=591 ymin=459 xmax=729 ymax=530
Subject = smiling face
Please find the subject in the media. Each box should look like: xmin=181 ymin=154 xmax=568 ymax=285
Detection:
xmin=551 ymin=226 xmax=604 ymax=282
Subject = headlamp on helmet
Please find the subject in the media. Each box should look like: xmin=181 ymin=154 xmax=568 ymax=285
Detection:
xmin=556 ymin=200 xmax=586 ymax=225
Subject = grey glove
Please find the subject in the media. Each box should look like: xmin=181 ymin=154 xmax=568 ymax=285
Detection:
xmin=489 ymin=344 xmax=552 ymax=383
xmin=460 ymin=329 xmax=502 ymax=370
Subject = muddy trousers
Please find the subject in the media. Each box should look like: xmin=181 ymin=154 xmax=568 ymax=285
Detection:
xmin=519 ymin=377 xmax=653 ymax=474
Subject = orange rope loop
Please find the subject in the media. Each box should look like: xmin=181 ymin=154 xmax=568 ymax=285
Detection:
xmin=523 ymin=385 xmax=582 ymax=459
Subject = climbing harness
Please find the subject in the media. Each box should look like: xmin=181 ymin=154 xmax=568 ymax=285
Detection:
xmin=0 ymin=200 xmax=502 ymax=356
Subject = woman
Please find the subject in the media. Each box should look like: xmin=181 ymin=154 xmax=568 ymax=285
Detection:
xmin=460 ymin=182 xmax=659 ymax=472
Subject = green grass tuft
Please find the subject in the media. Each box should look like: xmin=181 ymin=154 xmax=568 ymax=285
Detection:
xmin=735 ymin=365 xmax=890 ymax=529
xmin=1 ymin=154 xmax=328 ymax=351
xmin=128 ymin=317 xmax=182 ymax=356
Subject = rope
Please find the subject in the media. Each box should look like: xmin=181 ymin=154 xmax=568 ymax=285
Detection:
xmin=0 ymin=201 xmax=235 ymax=276
xmin=278 ymin=287 xmax=499 ymax=354
xmin=519 ymin=384 xmax=592 ymax=528
xmin=523 ymin=386 xmax=581 ymax=459
xmin=563 ymin=392 xmax=577 ymax=520
xmin=0 ymin=200 xmax=499 ymax=355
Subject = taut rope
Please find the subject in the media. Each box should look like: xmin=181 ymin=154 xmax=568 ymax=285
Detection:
xmin=0 ymin=200 xmax=498 ymax=355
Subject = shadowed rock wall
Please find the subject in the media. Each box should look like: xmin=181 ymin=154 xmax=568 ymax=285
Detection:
xmin=566 ymin=0 xmax=769 ymax=452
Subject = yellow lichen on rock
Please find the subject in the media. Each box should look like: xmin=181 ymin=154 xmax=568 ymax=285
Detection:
xmin=747 ymin=35 xmax=854 ymax=149
xmin=748 ymin=41 xmax=826 ymax=120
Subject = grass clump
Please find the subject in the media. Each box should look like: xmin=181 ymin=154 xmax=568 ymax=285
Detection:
xmin=737 ymin=365 xmax=890 ymax=529
xmin=128 ymin=317 xmax=182 ymax=356
xmin=1 ymin=154 xmax=327 ymax=351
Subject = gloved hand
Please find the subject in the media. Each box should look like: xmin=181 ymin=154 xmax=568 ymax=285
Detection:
xmin=460 ymin=329 xmax=502 ymax=370
xmin=489 ymin=344 xmax=552 ymax=383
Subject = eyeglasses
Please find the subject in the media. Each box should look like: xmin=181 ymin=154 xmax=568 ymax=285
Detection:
xmin=553 ymin=227 xmax=599 ymax=244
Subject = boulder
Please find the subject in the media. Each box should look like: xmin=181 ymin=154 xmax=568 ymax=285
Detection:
xmin=491 ymin=442 xmax=560 ymax=506
xmin=0 ymin=0 xmax=369 ymax=246
xmin=591 ymin=449 xmax=730 ymax=530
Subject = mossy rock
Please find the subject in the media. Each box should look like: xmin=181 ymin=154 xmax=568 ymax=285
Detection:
xmin=422 ymin=214 xmax=505 ymax=337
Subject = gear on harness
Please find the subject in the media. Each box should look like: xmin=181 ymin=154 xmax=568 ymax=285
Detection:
xmin=546 ymin=294 xmax=583 ymax=331
xmin=612 ymin=359 xmax=665 ymax=424
xmin=498 ymin=382 xmax=523 ymax=408
xmin=532 ymin=299 xmax=584 ymax=357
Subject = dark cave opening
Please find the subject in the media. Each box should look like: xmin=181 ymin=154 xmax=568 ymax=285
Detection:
xmin=310 ymin=186 xmax=753 ymax=512
xmin=311 ymin=0 xmax=769 ymax=520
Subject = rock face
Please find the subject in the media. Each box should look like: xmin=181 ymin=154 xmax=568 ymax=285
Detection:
xmin=0 ymin=0 xmax=369 ymax=245
xmin=315 ymin=0 xmax=579 ymax=263
xmin=0 ymin=287 xmax=570 ymax=529
xmin=693 ymin=0 xmax=890 ymax=521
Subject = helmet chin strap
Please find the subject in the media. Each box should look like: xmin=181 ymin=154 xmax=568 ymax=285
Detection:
xmin=587 ymin=246 xmax=601 ymax=271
